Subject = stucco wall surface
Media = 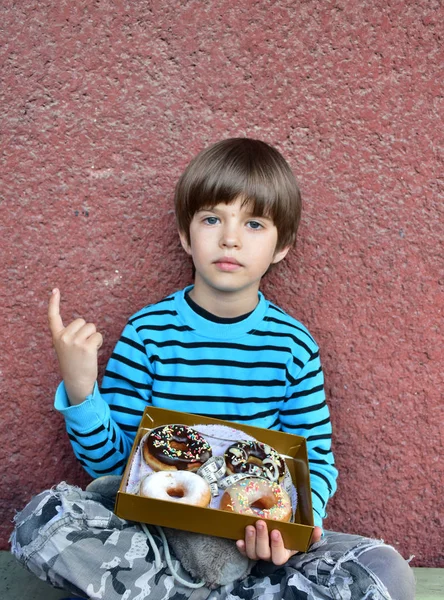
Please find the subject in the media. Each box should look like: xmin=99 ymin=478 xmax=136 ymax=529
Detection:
xmin=1 ymin=0 xmax=442 ymax=567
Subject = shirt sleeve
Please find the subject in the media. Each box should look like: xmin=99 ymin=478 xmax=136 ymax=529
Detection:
xmin=54 ymin=321 xmax=153 ymax=478
xmin=279 ymin=347 xmax=338 ymax=529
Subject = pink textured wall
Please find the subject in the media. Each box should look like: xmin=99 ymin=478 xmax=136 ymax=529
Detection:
xmin=1 ymin=1 xmax=442 ymax=566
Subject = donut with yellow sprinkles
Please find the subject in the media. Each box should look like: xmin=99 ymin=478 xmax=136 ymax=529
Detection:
xmin=220 ymin=477 xmax=292 ymax=522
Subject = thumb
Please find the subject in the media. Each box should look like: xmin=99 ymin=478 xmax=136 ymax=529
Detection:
xmin=48 ymin=288 xmax=65 ymax=335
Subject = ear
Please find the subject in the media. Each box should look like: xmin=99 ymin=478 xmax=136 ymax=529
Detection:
xmin=271 ymin=245 xmax=291 ymax=265
xmin=178 ymin=230 xmax=192 ymax=255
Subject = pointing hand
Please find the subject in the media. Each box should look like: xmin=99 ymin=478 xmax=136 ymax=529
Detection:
xmin=48 ymin=288 xmax=103 ymax=405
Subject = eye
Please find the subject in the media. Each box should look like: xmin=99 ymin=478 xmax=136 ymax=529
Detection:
xmin=246 ymin=220 xmax=263 ymax=230
xmin=203 ymin=216 xmax=219 ymax=225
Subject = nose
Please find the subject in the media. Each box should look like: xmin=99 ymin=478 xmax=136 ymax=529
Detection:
xmin=219 ymin=221 xmax=241 ymax=249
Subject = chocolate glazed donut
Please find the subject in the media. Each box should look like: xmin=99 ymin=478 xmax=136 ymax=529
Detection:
xmin=143 ymin=424 xmax=212 ymax=472
xmin=224 ymin=441 xmax=286 ymax=482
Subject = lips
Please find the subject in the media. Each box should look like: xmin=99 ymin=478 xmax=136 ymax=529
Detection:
xmin=215 ymin=256 xmax=241 ymax=265
xmin=214 ymin=256 xmax=242 ymax=272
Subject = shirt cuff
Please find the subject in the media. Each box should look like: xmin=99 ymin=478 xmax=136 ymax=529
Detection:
xmin=54 ymin=381 xmax=110 ymax=432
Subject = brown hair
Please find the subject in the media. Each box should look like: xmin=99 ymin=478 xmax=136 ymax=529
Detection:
xmin=174 ymin=138 xmax=301 ymax=251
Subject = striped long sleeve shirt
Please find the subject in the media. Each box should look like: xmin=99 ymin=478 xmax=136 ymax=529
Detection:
xmin=55 ymin=286 xmax=338 ymax=527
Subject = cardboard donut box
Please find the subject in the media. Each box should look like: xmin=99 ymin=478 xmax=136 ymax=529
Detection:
xmin=114 ymin=406 xmax=315 ymax=552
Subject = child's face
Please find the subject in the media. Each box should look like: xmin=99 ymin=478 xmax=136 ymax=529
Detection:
xmin=179 ymin=197 xmax=289 ymax=303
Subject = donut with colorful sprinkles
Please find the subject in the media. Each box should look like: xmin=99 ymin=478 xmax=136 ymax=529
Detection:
xmin=220 ymin=477 xmax=292 ymax=522
xmin=143 ymin=424 xmax=212 ymax=472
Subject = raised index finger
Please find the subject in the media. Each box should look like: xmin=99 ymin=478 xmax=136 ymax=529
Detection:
xmin=48 ymin=288 xmax=65 ymax=335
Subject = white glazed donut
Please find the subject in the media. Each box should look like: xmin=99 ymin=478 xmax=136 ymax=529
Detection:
xmin=139 ymin=471 xmax=211 ymax=507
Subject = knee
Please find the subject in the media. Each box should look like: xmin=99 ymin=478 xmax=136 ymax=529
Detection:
xmin=11 ymin=487 xmax=69 ymax=555
xmin=359 ymin=545 xmax=415 ymax=600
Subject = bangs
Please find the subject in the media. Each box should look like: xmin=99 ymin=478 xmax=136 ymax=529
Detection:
xmin=185 ymin=165 xmax=283 ymax=220
xmin=175 ymin=138 xmax=301 ymax=250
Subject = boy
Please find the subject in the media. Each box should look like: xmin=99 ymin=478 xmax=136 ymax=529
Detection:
xmin=11 ymin=138 xmax=414 ymax=599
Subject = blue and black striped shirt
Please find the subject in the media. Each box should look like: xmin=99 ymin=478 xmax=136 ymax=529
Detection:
xmin=55 ymin=286 xmax=337 ymax=527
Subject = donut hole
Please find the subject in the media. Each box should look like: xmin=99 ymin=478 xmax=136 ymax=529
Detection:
xmin=251 ymin=494 xmax=276 ymax=511
xmin=171 ymin=441 xmax=189 ymax=452
xmin=167 ymin=486 xmax=185 ymax=499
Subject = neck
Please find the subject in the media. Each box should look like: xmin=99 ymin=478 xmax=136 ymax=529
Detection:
xmin=189 ymin=279 xmax=260 ymax=318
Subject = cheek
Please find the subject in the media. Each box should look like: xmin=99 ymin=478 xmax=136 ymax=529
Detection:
xmin=189 ymin=241 xmax=209 ymax=263
xmin=192 ymin=231 xmax=215 ymax=251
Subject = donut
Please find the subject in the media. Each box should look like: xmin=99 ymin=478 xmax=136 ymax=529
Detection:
xmin=224 ymin=441 xmax=286 ymax=482
xmin=143 ymin=424 xmax=212 ymax=472
xmin=140 ymin=471 xmax=211 ymax=507
xmin=220 ymin=477 xmax=292 ymax=522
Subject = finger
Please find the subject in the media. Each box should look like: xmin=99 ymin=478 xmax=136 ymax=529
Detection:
xmin=61 ymin=318 xmax=88 ymax=338
xmin=243 ymin=525 xmax=259 ymax=559
xmin=68 ymin=321 xmax=97 ymax=342
xmin=254 ymin=520 xmax=271 ymax=560
xmin=64 ymin=323 xmax=102 ymax=351
xmin=48 ymin=288 xmax=64 ymax=335
xmin=269 ymin=529 xmax=292 ymax=565
xmin=310 ymin=526 xmax=322 ymax=546
xmin=88 ymin=331 xmax=103 ymax=350
xmin=236 ymin=539 xmax=246 ymax=556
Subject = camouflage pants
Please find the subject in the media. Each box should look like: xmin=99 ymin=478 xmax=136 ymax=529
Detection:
xmin=10 ymin=483 xmax=414 ymax=600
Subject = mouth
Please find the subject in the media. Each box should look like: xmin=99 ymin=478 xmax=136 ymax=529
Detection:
xmin=214 ymin=257 xmax=242 ymax=271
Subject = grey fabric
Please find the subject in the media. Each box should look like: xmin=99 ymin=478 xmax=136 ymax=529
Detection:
xmin=163 ymin=528 xmax=252 ymax=588
xmin=85 ymin=475 xmax=122 ymax=498
xmin=10 ymin=483 xmax=415 ymax=600
xmin=359 ymin=546 xmax=416 ymax=600
xmin=86 ymin=476 xmax=252 ymax=588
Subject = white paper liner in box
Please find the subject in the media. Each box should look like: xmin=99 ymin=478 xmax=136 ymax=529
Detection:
xmin=125 ymin=423 xmax=297 ymax=516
